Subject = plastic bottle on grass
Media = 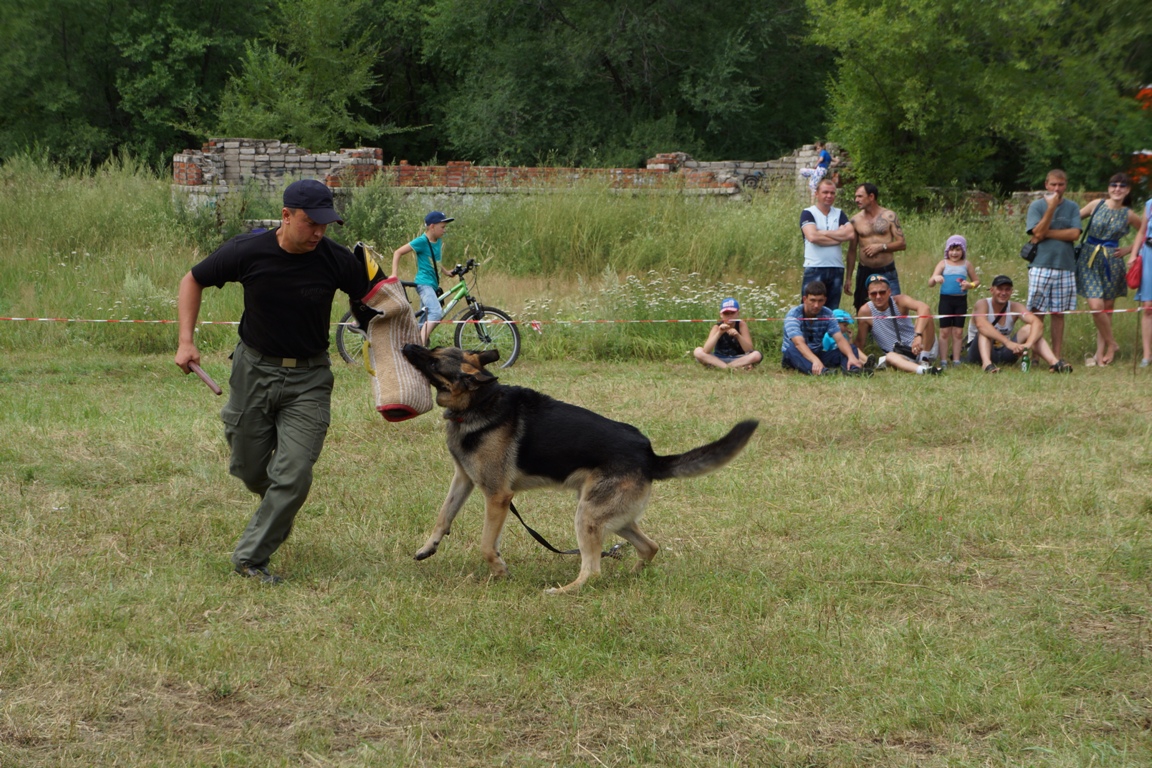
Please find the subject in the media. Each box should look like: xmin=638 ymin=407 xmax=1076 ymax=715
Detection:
xmin=1020 ymin=349 xmax=1030 ymax=373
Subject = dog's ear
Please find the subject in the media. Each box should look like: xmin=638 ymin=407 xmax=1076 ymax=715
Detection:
xmin=476 ymin=349 xmax=500 ymax=367
xmin=459 ymin=364 xmax=496 ymax=389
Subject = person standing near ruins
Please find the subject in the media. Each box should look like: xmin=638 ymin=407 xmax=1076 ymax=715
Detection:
xmin=799 ymin=178 xmax=856 ymax=310
xmin=846 ymin=183 xmax=906 ymax=311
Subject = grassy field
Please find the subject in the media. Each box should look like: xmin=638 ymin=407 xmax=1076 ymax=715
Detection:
xmin=1 ymin=350 xmax=1151 ymax=766
xmin=3 ymin=157 xmax=1152 ymax=765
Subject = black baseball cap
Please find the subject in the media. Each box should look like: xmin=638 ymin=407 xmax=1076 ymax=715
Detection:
xmin=991 ymin=274 xmax=1013 ymax=287
xmin=283 ymin=179 xmax=344 ymax=225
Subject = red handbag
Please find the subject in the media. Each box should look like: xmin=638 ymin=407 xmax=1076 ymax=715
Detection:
xmin=1127 ymin=254 xmax=1143 ymax=290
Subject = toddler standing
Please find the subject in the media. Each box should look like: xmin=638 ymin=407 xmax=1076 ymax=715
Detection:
xmin=928 ymin=234 xmax=978 ymax=366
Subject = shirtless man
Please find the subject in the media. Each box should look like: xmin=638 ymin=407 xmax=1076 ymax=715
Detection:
xmin=846 ymin=183 xmax=906 ymax=311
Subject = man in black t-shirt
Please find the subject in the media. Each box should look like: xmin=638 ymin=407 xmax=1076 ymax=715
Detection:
xmin=175 ymin=180 xmax=379 ymax=584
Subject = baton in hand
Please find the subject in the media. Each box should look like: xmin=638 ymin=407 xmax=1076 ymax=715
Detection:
xmin=189 ymin=362 xmax=222 ymax=396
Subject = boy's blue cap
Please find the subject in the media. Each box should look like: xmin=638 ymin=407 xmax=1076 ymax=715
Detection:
xmin=832 ymin=308 xmax=856 ymax=326
xmin=720 ymin=298 xmax=740 ymax=313
xmin=425 ymin=211 xmax=455 ymax=226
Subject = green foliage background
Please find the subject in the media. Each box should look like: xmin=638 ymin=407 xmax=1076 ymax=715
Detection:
xmin=1 ymin=0 xmax=1150 ymax=200
xmin=809 ymin=0 xmax=1152 ymax=197
xmin=0 ymin=0 xmax=832 ymax=169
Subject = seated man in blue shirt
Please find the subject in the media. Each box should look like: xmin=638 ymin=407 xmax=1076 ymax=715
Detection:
xmin=782 ymin=280 xmax=867 ymax=375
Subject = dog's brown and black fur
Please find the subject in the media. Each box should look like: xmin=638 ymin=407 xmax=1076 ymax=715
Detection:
xmin=402 ymin=344 xmax=759 ymax=594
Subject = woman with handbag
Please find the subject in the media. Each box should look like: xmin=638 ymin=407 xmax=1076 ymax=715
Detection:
xmin=1076 ymin=173 xmax=1142 ymax=366
xmin=1133 ymin=196 xmax=1152 ymax=367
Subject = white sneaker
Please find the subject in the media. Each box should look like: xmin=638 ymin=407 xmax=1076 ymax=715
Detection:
xmin=1142 ymin=359 xmax=1151 ymax=368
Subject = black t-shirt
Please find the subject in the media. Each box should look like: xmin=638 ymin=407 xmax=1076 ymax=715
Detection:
xmin=191 ymin=229 xmax=373 ymax=358
xmin=714 ymin=320 xmax=745 ymax=357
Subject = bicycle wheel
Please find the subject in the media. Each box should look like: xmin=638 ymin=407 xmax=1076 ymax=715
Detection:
xmin=453 ymin=306 xmax=521 ymax=368
xmin=335 ymin=310 xmax=367 ymax=366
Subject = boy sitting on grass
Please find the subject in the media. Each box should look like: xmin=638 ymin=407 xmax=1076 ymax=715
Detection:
xmin=693 ymin=298 xmax=763 ymax=370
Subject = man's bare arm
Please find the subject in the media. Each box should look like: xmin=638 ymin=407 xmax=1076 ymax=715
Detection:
xmin=175 ymin=271 xmax=204 ymax=372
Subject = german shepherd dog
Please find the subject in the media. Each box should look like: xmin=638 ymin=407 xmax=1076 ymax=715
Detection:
xmin=402 ymin=344 xmax=759 ymax=594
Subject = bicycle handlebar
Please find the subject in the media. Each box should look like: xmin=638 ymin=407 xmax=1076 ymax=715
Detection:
xmin=449 ymin=258 xmax=479 ymax=278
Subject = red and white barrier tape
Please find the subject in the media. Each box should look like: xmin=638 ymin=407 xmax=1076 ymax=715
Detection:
xmin=1 ymin=306 xmax=1149 ymax=327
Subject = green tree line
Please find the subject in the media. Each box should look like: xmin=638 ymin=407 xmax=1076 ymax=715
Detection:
xmin=2 ymin=0 xmax=1149 ymax=198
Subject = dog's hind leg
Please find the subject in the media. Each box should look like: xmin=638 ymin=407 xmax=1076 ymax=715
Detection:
xmin=544 ymin=509 xmax=604 ymax=595
xmin=546 ymin=473 xmax=648 ymax=595
xmin=479 ymin=490 xmax=513 ymax=578
xmin=415 ymin=463 xmax=474 ymax=561
xmin=615 ymin=522 xmax=659 ymax=574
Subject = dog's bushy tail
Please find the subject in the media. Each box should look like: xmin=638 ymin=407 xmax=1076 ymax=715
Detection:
xmin=651 ymin=419 xmax=759 ymax=480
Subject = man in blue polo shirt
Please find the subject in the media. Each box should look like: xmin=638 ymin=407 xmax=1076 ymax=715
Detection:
xmin=781 ymin=280 xmax=866 ymax=375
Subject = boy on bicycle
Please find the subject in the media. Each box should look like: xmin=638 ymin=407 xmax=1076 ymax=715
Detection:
xmin=391 ymin=211 xmax=455 ymax=344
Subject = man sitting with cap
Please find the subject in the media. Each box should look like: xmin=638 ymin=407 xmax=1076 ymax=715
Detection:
xmin=965 ymin=274 xmax=1069 ymax=373
xmin=175 ymin=179 xmax=383 ymax=584
xmin=781 ymin=280 xmax=867 ymax=375
xmin=855 ymin=273 xmax=942 ymax=374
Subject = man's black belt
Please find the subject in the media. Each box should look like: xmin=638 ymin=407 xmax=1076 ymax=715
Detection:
xmin=240 ymin=342 xmax=330 ymax=368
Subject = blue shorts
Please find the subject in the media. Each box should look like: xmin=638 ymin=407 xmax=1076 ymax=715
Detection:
xmin=416 ymin=284 xmax=444 ymax=323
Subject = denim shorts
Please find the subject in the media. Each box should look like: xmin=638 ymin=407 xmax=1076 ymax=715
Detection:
xmin=416 ymin=284 xmax=444 ymax=322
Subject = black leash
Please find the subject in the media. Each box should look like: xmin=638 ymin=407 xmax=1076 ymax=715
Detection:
xmin=508 ymin=501 xmax=626 ymax=559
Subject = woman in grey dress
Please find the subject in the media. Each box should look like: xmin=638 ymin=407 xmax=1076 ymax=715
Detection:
xmin=1077 ymin=173 xmax=1142 ymax=366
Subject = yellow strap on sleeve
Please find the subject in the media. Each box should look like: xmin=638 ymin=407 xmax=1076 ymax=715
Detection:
xmin=356 ymin=242 xmax=381 ymax=281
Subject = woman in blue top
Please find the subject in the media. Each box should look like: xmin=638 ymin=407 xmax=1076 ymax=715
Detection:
xmin=1132 ymin=196 xmax=1152 ymax=367
xmin=391 ymin=211 xmax=455 ymax=344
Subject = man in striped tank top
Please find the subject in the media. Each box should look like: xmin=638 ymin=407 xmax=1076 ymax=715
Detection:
xmin=854 ymin=274 xmax=942 ymax=375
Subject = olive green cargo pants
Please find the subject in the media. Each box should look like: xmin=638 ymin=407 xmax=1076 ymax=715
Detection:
xmin=222 ymin=343 xmax=333 ymax=569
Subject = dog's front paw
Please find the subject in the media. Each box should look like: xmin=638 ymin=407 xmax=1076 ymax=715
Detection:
xmin=413 ymin=543 xmax=439 ymax=561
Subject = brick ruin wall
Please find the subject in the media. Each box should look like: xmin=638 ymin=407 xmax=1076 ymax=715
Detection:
xmin=171 ymin=139 xmax=839 ymax=204
xmin=175 ymin=139 xmax=1089 ymax=217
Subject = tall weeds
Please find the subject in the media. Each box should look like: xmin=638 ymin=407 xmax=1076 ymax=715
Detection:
xmin=0 ymin=157 xmax=1133 ymax=361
